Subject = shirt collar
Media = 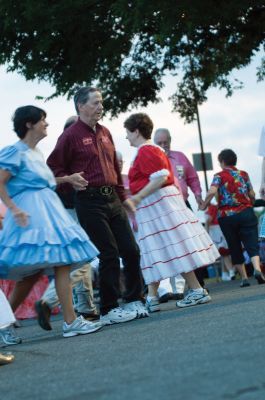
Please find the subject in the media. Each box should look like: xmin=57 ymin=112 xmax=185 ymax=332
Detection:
xmin=77 ymin=118 xmax=102 ymax=134
xmin=223 ymin=166 xmax=238 ymax=171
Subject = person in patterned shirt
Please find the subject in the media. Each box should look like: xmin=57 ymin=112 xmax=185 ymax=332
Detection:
xmin=200 ymin=149 xmax=265 ymax=287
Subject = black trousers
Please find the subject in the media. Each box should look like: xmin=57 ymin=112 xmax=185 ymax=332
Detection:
xmin=218 ymin=208 xmax=259 ymax=265
xmin=75 ymin=190 xmax=143 ymax=314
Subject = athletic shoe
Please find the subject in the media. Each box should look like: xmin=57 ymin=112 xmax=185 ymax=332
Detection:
xmin=221 ymin=272 xmax=231 ymax=281
xmin=172 ymin=293 xmax=184 ymax=301
xmin=123 ymin=301 xmax=149 ymax=318
xmin=100 ymin=307 xmax=137 ymax=325
xmin=158 ymin=293 xmax=173 ymax=303
xmin=35 ymin=300 xmax=52 ymax=331
xmin=229 ymin=269 xmax=236 ymax=280
xmin=176 ymin=289 xmax=211 ymax=308
xmin=63 ymin=316 xmax=102 ymax=338
xmin=145 ymin=297 xmax=160 ymax=313
xmin=0 ymin=326 xmax=22 ymax=345
xmin=240 ymin=279 xmax=251 ymax=288
xmin=254 ymin=270 xmax=265 ymax=285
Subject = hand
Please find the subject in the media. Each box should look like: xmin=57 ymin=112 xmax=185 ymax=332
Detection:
xmin=11 ymin=208 xmax=29 ymax=227
xmin=68 ymin=172 xmax=88 ymax=191
xmin=260 ymin=184 xmax=265 ymax=200
xmin=123 ymin=198 xmax=137 ymax=213
xmin=199 ymin=201 xmax=207 ymax=211
xmin=132 ymin=219 xmax=138 ymax=233
xmin=126 ymin=210 xmax=138 ymax=232
xmin=195 ymin=195 xmax=203 ymax=208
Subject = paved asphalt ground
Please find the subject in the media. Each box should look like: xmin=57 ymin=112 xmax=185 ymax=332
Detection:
xmin=1 ymin=278 xmax=265 ymax=400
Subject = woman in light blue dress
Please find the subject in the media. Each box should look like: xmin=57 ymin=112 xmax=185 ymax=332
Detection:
xmin=0 ymin=106 xmax=102 ymax=338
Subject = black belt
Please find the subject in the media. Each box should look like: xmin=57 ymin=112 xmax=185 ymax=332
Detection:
xmin=84 ymin=186 xmax=114 ymax=196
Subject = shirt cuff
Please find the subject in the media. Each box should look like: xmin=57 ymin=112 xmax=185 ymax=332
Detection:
xmin=149 ymin=169 xmax=169 ymax=181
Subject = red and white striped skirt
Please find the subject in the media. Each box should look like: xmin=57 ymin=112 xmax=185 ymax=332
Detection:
xmin=135 ymin=185 xmax=219 ymax=284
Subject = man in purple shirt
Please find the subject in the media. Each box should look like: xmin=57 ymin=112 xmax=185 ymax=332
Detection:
xmin=154 ymin=128 xmax=203 ymax=208
xmin=47 ymin=87 xmax=148 ymax=324
xmin=154 ymin=128 xmax=205 ymax=299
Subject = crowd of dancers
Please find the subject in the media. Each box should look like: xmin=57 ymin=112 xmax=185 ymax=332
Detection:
xmin=0 ymin=86 xmax=264 ymax=365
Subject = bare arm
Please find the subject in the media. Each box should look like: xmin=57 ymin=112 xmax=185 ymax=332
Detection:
xmin=0 ymin=169 xmax=29 ymax=227
xmin=127 ymin=176 xmax=167 ymax=211
xmin=260 ymin=157 xmax=265 ymax=199
xmin=199 ymin=186 xmax=218 ymax=211
xmin=55 ymin=173 xmax=88 ymax=191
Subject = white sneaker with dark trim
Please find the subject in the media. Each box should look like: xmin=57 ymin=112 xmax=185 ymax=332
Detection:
xmin=145 ymin=297 xmax=160 ymax=313
xmin=123 ymin=301 xmax=149 ymax=318
xmin=100 ymin=307 xmax=137 ymax=325
xmin=176 ymin=289 xmax=211 ymax=308
xmin=0 ymin=325 xmax=22 ymax=345
xmin=63 ymin=316 xmax=102 ymax=337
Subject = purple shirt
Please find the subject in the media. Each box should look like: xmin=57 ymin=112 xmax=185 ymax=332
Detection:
xmin=167 ymin=150 xmax=202 ymax=201
xmin=47 ymin=118 xmax=126 ymax=202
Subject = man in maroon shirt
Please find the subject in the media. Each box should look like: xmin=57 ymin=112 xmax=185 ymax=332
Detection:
xmin=47 ymin=87 xmax=148 ymax=324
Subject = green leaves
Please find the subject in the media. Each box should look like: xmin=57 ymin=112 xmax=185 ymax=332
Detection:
xmin=0 ymin=0 xmax=264 ymax=122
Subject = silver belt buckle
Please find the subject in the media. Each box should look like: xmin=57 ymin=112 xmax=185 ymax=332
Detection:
xmin=100 ymin=186 xmax=113 ymax=196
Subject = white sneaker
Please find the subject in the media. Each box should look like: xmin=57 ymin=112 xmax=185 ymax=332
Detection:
xmin=100 ymin=307 xmax=137 ymax=325
xmin=145 ymin=297 xmax=160 ymax=313
xmin=176 ymin=289 xmax=211 ymax=308
xmin=229 ymin=269 xmax=236 ymax=280
xmin=63 ymin=316 xmax=102 ymax=337
xmin=221 ymin=272 xmax=231 ymax=281
xmin=0 ymin=325 xmax=22 ymax=345
xmin=123 ymin=301 xmax=149 ymax=318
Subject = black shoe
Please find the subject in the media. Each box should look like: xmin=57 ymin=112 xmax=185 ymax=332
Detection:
xmin=240 ymin=279 xmax=250 ymax=288
xmin=76 ymin=311 xmax=100 ymax=321
xmin=35 ymin=301 xmax=52 ymax=331
xmin=172 ymin=293 xmax=184 ymax=301
xmin=254 ymin=271 xmax=265 ymax=285
xmin=158 ymin=293 xmax=173 ymax=303
xmin=13 ymin=320 xmax=22 ymax=328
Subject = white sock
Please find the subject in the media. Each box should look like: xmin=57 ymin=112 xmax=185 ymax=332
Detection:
xmin=191 ymin=288 xmax=204 ymax=294
xmin=147 ymin=295 xmax=158 ymax=302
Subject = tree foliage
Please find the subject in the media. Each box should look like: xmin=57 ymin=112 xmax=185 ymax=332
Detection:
xmin=0 ymin=0 xmax=264 ymax=122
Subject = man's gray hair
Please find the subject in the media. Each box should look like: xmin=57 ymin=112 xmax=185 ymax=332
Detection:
xmin=64 ymin=115 xmax=78 ymax=130
xmin=154 ymin=128 xmax=171 ymax=142
xmin=73 ymin=86 xmax=101 ymax=114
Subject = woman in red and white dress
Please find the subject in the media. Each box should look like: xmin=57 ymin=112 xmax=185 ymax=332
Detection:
xmin=124 ymin=113 xmax=219 ymax=310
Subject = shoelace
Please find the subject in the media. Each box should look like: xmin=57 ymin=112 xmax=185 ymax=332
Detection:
xmin=4 ymin=330 xmax=18 ymax=342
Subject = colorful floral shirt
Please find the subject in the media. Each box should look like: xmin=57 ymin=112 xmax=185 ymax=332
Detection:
xmin=211 ymin=167 xmax=253 ymax=218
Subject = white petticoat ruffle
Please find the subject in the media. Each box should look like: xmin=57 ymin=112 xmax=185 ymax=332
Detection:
xmin=135 ymin=185 xmax=220 ymax=284
xmin=149 ymin=169 xmax=170 ymax=180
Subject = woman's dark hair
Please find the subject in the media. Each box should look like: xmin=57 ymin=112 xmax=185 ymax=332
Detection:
xmin=218 ymin=149 xmax=237 ymax=166
xmin=12 ymin=106 xmax=46 ymax=139
xmin=124 ymin=113 xmax=153 ymax=139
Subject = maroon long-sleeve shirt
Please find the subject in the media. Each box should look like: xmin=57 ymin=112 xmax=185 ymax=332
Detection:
xmin=47 ymin=118 xmax=126 ymax=202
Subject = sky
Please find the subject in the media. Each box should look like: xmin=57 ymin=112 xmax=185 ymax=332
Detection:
xmin=0 ymin=54 xmax=264 ymax=212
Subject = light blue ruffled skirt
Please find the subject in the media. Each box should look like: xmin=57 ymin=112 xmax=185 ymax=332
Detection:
xmin=0 ymin=187 xmax=99 ymax=280
xmin=259 ymin=214 xmax=265 ymax=237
